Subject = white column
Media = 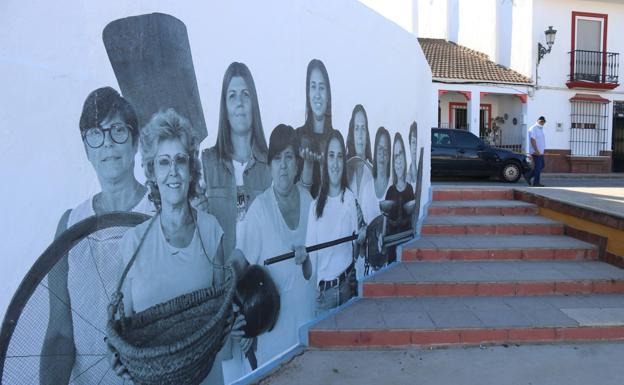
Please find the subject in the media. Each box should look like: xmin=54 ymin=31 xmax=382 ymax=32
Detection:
xmin=521 ymin=99 xmax=529 ymax=153
xmin=411 ymin=0 xmax=419 ymax=37
xmin=468 ymin=91 xmax=480 ymax=137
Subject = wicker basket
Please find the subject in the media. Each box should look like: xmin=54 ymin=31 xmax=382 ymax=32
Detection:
xmin=106 ymin=216 xmax=236 ymax=385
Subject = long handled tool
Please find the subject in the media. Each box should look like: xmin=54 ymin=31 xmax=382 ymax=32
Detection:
xmin=264 ymin=234 xmax=358 ymax=266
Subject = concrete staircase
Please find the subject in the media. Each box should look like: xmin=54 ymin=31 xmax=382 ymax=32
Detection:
xmin=308 ymin=188 xmax=624 ymax=348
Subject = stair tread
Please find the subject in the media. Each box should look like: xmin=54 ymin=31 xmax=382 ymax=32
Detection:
xmin=430 ymin=200 xmax=536 ymax=208
xmin=405 ymin=235 xmax=596 ymax=250
xmin=423 ymin=215 xmax=560 ymax=225
xmin=310 ymin=295 xmax=624 ymax=331
xmin=366 ymin=261 xmax=624 ymax=284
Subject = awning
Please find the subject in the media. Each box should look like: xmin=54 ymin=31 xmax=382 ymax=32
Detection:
xmin=569 ymin=93 xmax=610 ymax=103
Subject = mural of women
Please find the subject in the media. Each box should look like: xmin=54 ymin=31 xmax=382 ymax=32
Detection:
xmin=40 ymin=87 xmax=155 ymax=385
xmin=384 ymin=132 xmax=415 ymax=263
xmin=200 ymin=62 xmax=271 ymax=261
xmin=359 ymin=126 xmax=391 ymax=224
xmin=297 ymin=59 xmax=333 ymax=199
xmin=346 ymin=104 xmax=373 ymax=200
xmin=115 ymin=109 xmax=243 ymax=385
xmin=231 ymin=124 xmax=315 ymax=366
xmin=406 ymin=121 xmax=418 ymax=190
xmin=304 ymin=130 xmax=365 ymax=315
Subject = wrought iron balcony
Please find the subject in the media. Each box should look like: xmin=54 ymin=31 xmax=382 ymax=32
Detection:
xmin=567 ymin=50 xmax=620 ymax=89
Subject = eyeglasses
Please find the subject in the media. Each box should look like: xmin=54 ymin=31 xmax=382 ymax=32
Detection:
xmin=154 ymin=153 xmax=190 ymax=174
xmin=82 ymin=123 xmax=131 ymax=148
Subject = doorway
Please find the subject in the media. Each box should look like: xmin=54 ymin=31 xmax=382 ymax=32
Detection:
xmin=612 ymin=101 xmax=624 ymax=172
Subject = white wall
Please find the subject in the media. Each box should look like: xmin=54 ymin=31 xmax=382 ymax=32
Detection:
xmin=511 ymin=0 xmax=534 ymax=77
xmin=358 ymin=0 xmax=417 ymax=34
xmin=417 ymin=0 xmax=449 ymax=39
xmin=530 ymin=0 xmax=624 ymax=152
xmin=496 ymin=0 xmax=514 ymax=68
xmin=0 ymin=0 xmax=434 ymax=320
xmin=534 ymin=0 xmax=624 ymax=92
xmin=457 ymin=0 xmax=498 ymax=59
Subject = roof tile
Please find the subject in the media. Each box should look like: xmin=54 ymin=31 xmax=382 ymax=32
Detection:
xmin=418 ymin=38 xmax=533 ymax=84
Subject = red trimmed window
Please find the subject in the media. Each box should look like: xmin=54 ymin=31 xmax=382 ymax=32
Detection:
xmin=567 ymin=11 xmax=619 ymax=89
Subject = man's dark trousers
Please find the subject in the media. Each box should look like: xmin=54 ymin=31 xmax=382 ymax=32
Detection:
xmin=529 ymin=155 xmax=544 ymax=185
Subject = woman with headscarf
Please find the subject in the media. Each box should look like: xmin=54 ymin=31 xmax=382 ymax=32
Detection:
xmin=41 ymin=87 xmax=155 ymax=385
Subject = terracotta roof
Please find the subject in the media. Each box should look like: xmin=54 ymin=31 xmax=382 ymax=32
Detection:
xmin=418 ymin=38 xmax=533 ymax=84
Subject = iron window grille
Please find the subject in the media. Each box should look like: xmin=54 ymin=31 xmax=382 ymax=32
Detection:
xmin=570 ymin=100 xmax=609 ymax=156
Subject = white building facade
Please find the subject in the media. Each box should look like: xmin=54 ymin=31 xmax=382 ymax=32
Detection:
xmin=361 ymin=0 xmax=624 ymax=172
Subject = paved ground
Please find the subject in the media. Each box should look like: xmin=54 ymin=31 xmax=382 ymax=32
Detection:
xmin=257 ymin=342 xmax=624 ymax=385
xmin=432 ymin=173 xmax=624 ymax=218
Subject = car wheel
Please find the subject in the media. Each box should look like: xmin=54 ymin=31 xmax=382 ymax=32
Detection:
xmin=500 ymin=162 xmax=521 ymax=183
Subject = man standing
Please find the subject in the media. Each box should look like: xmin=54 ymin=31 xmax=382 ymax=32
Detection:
xmin=524 ymin=116 xmax=547 ymax=187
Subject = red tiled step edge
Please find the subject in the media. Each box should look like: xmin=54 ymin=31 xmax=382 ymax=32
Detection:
xmin=363 ymin=280 xmax=624 ymax=298
xmin=428 ymin=206 xmax=538 ymax=216
xmin=309 ymin=326 xmax=624 ymax=348
xmin=421 ymin=223 xmax=564 ymax=235
xmin=433 ymin=190 xmax=513 ymax=201
xmin=402 ymin=248 xmax=598 ymax=261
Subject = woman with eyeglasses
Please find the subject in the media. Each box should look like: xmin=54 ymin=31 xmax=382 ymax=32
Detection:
xmin=40 ymin=87 xmax=155 ymax=385
xmin=384 ymin=132 xmax=415 ymax=264
xmin=406 ymin=122 xmax=419 ymax=190
xmin=360 ymin=126 xmax=391 ymax=225
xmin=113 ymin=108 xmax=243 ymax=384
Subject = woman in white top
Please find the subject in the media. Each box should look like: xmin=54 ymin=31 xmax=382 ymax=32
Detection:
xmin=346 ymin=104 xmax=373 ymax=200
xmin=345 ymin=105 xmax=373 ymax=280
xmin=406 ymin=122 xmax=419 ymax=191
xmin=116 ymin=108 xmax=243 ymax=385
xmin=230 ymin=124 xmax=314 ymax=367
xmin=40 ymin=87 xmax=155 ymax=385
xmin=359 ymin=126 xmax=391 ymax=225
xmin=302 ymin=130 xmax=365 ymax=315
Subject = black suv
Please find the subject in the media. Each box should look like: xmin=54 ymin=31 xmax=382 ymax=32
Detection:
xmin=431 ymin=128 xmax=532 ymax=183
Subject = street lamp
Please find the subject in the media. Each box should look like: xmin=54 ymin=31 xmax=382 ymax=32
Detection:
xmin=537 ymin=26 xmax=557 ymax=63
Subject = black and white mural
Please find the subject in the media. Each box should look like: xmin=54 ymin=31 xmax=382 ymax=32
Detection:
xmin=0 ymin=1 xmax=433 ymax=384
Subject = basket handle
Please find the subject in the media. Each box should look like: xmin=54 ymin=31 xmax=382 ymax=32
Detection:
xmin=109 ymin=215 xmax=158 ymax=318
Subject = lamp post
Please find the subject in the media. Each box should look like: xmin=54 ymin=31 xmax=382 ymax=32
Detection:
xmin=537 ymin=26 xmax=557 ymax=63
xmin=535 ymin=26 xmax=557 ymax=88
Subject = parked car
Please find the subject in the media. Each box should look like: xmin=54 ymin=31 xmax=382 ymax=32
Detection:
xmin=431 ymin=128 xmax=532 ymax=183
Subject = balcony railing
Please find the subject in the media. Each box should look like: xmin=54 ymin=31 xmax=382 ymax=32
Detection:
xmin=568 ymin=50 xmax=619 ymax=86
